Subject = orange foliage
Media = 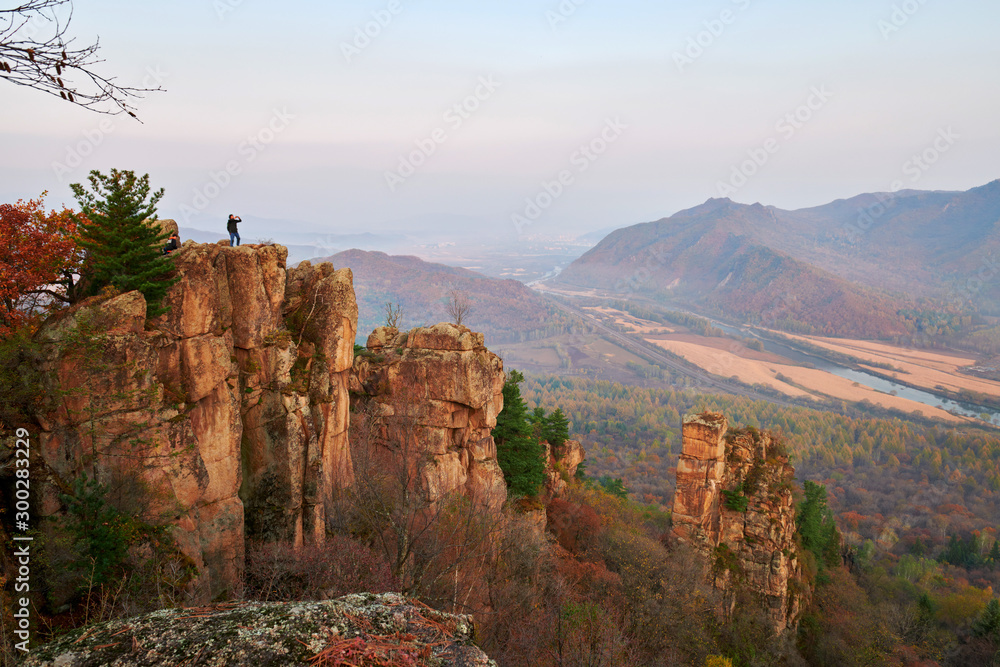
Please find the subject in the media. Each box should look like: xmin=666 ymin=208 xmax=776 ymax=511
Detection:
xmin=840 ymin=511 xmax=867 ymax=531
xmin=546 ymin=498 xmax=602 ymax=554
xmin=0 ymin=194 xmax=82 ymax=334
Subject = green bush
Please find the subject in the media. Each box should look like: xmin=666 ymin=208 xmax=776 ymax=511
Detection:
xmin=60 ymin=475 xmax=141 ymax=585
xmin=722 ymin=488 xmax=748 ymax=512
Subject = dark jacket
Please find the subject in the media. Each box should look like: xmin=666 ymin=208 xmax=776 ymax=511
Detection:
xmin=227 ymin=216 xmax=241 ymax=233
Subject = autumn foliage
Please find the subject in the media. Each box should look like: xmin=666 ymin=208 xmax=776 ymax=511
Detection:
xmin=0 ymin=193 xmax=82 ymax=335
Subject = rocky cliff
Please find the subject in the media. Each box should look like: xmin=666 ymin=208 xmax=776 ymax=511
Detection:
xmin=671 ymin=412 xmax=806 ymax=634
xmin=29 ymin=241 xmax=517 ymax=607
xmin=542 ymin=438 xmax=585 ymax=502
xmin=32 ymin=242 xmax=358 ymax=603
xmin=350 ymin=324 xmax=507 ymax=513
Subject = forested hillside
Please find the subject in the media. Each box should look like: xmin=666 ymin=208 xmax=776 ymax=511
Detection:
xmin=324 ymin=249 xmax=578 ymax=344
xmin=522 ymin=375 xmax=1000 ymax=562
xmin=550 ymin=181 xmax=1000 ymax=340
xmin=523 ymin=374 xmax=1000 ymax=663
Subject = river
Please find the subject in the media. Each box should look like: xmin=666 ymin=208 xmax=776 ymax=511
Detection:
xmin=707 ymin=321 xmax=1000 ymax=426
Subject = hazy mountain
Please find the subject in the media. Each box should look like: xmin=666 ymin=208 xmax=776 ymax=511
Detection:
xmin=550 ymin=181 xmax=1000 ymax=336
xmin=554 ymin=202 xmax=909 ymax=337
xmin=324 ymin=249 xmax=574 ymax=345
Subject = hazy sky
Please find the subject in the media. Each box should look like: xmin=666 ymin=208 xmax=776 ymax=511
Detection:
xmin=3 ymin=0 xmax=998 ymax=241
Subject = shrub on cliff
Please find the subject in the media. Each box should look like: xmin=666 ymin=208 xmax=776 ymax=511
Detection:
xmin=70 ymin=169 xmax=177 ymax=317
xmin=493 ymin=369 xmax=546 ymax=497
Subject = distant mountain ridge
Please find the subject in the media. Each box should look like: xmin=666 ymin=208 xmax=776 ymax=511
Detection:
xmin=552 ymin=180 xmax=1000 ymax=337
xmin=323 ymin=249 xmax=573 ymax=345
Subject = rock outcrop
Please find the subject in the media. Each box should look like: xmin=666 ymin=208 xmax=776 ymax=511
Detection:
xmin=671 ymin=412 xmax=806 ymax=634
xmin=350 ymin=324 xmax=507 ymax=513
xmin=21 ymin=593 xmax=495 ymax=667
xmin=32 ymin=243 xmax=357 ymax=603
xmin=542 ymin=438 xmax=585 ymax=501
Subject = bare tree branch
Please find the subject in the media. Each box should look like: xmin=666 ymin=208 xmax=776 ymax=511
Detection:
xmin=445 ymin=288 xmax=472 ymax=327
xmin=384 ymin=301 xmax=403 ymax=329
xmin=0 ymin=1 xmax=162 ymax=118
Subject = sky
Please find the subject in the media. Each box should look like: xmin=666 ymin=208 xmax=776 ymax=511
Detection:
xmin=2 ymin=0 xmax=999 ymax=243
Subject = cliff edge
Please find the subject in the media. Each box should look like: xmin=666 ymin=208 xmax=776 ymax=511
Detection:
xmin=31 ymin=242 xmax=358 ymax=603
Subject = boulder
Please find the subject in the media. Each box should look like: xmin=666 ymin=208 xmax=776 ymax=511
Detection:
xmin=21 ymin=593 xmax=496 ymax=667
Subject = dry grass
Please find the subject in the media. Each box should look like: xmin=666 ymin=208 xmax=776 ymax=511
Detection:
xmin=778 ymin=333 xmax=1000 ymax=398
xmin=582 ymin=306 xmax=674 ymax=334
xmin=645 ymin=337 xmax=967 ymax=423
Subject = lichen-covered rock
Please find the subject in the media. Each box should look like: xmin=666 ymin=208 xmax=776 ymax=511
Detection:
xmin=21 ymin=593 xmax=496 ymax=667
xmin=352 ymin=324 xmax=507 ymax=513
xmin=671 ymin=412 xmax=808 ymax=634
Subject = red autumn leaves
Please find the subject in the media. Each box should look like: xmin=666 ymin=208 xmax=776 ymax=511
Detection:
xmin=0 ymin=194 xmax=84 ymax=335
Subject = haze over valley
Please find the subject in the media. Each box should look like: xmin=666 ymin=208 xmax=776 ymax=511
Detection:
xmin=6 ymin=1 xmax=1000 ymax=664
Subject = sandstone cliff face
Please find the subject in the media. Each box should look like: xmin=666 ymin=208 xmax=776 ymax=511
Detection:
xmin=351 ymin=324 xmax=507 ymax=513
xmin=542 ymin=438 xmax=585 ymax=501
xmin=671 ymin=412 xmax=806 ymax=634
xmin=33 ymin=243 xmax=357 ymax=603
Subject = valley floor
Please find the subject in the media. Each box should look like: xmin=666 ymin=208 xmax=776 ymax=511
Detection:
xmin=507 ymin=298 xmax=1000 ymax=427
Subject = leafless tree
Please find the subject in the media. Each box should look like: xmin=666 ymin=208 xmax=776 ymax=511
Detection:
xmin=1 ymin=1 xmax=161 ymax=117
xmin=339 ymin=386 xmax=503 ymax=612
xmin=384 ymin=301 xmax=403 ymax=329
xmin=445 ymin=288 xmax=472 ymax=326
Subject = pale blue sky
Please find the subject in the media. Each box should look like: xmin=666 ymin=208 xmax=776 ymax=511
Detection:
xmin=3 ymin=0 xmax=998 ymax=239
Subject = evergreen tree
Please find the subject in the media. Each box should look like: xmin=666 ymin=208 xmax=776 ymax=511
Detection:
xmin=973 ymin=598 xmax=1000 ymax=639
xmin=70 ymin=169 xmax=176 ymax=316
xmin=528 ymin=405 xmax=546 ymax=439
xmin=798 ymin=481 xmax=840 ymax=567
xmin=597 ymin=476 xmax=628 ymax=499
xmin=542 ymin=407 xmax=570 ymax=447
xmin=492 ymin=370 xmax=545 ymax=498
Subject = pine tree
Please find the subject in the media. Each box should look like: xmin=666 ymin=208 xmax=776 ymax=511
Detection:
xmin=973 ymin=598 xmax=1000 ymax=639
xmin=798 ymin=480 xmax=841 ymax=567
xmin=542 ymin=407 xmax=570 ymax=447
xmin=70 ymin=169 xmax=176 ymax=316
xmin=492 ymin=370 xmax=546 ymax=498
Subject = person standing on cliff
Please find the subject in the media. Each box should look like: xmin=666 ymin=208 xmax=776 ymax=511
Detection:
xmin=227 ymin=214 xmax=241 ymax=246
